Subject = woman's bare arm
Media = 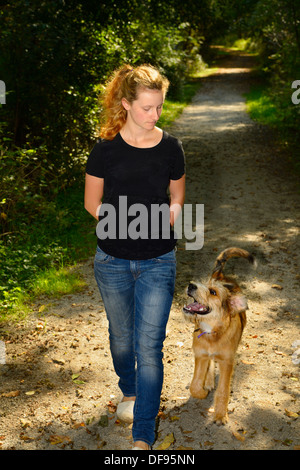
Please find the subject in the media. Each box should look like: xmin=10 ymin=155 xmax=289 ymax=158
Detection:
xmin=84 ymin=173 xmax=104 ymax=220
xmin=169 ymin=175 xmax=185 ymax=226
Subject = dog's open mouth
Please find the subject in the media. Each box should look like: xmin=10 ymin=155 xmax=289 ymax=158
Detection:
xmin=183 ymin=302 xmax=211 ymax=315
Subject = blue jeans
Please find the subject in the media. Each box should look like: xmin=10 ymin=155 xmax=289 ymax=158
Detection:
xmin=94 ymin=246 xmax=176 ymax=446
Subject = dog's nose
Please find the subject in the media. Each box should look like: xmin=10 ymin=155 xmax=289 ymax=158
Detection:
xmin=188 ymin=283 xmax=197 ymax=294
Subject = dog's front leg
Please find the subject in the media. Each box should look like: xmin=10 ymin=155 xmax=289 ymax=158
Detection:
xmin=204 ymin=358 xmax=215 ymax=391
xmin=213 ymin=360 xmax=233 ymax=424
xmin=190 ymin=355 xmax=210 ymax=399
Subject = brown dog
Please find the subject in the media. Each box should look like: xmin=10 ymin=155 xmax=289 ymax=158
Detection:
xmin=183 ymin=247 xmax=255 ymax=424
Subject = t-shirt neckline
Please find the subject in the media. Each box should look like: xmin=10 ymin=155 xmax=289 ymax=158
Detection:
xmin=117 ymin=130 xmax=165 ymax=150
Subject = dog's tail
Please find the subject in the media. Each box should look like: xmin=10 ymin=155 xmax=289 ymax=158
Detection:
xmin=211 ymin=247 xmax=256 ymax=280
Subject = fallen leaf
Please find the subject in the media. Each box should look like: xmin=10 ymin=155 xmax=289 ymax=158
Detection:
xmin=241 ymin=360 xmax=255 ymax=365
xmin=98 ymin=415 xmax=109 ymax=427
xmin=52 ymin=357 xmax=65 ymax=365
xmin=20 ymin=419 xmax=31 ymax=429
xmin=72 ymin=373 xmax=85 ymax=385
xmin=274 ymin=350 xmax=285 ymax=356
xmin=282 ymin=439 xmax=293 ymax=446
xmin=20 ymin=433 xmax=34 ymax=442
xmin=1 ymin=390 xmax=20 ymax=398
xmin=97 ymin=440 xmax=107 ymax=449
xmin=285 ymin=409 xmax=299 ymax=419
xmin=73 ymin=422 xmax=85 ymax=429
xmin=170 ymin=415 xmax=180 ymax=421
xmin=272 ymin=284 xmax=283 ymax=290
xmin=85 ymin=416 xmax=95 ymax=425
xmin=232 ymin=430 xmax=246 ymax=441
xmin=204 ymin=441 xmax=214 ymax=446
xmin=156 ymin=433 xmax=175 ymax=450
xmin=25 ymin=391 xmax=36 ymax=396
xmin=50 ymin=435 xmax=72 ymax=446
xmin=107 ymin=401 xmax=117 ymax=413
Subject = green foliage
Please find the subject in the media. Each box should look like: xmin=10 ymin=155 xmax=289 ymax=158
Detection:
xmin=247 ymin=0 xmax=300 ymax=156
xmin=159 ymin=81 xmax=202 ymax=127
xmin=218 ymin=0 xmax=300 ymax=160
xmin=31 ymin=266 xmax=87 ymax=299
xmin=245 ymin=86 xmax=278 ymax=126
xmin=0 ymin=165 xmax=95 ymax=316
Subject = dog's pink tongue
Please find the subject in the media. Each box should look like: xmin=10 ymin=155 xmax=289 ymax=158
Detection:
xmin=188 ymin=302 xmax=203 ymax=311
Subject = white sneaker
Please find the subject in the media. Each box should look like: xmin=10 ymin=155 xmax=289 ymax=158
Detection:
xmin=132 ymin=443 xmax=151 ymax=450
xmin=116 ymin=400 xmax=135 ymax=423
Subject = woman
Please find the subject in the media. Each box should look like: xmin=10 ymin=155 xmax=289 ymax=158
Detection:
xmin=84 ymin=64 xmax=185 ymax=450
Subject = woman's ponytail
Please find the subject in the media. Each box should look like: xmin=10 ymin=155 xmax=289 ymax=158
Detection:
xmin=99 ymin=65 xmax=132 ymax=140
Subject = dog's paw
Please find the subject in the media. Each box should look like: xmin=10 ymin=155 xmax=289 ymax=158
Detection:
xmin=204 ymin=376 xmax=215 ymax=391
xmin=190 ymin=384 xmax=208 ymax=400
xmin=213 ymin=412 xmax=228 ymax=425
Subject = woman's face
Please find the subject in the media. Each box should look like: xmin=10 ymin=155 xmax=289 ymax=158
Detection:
xmin=122 ymin=88 xmax=165 ymax=131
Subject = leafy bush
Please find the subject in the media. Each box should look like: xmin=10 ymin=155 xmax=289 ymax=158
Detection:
xmin=249 ymin=0 xmax=300 ymax=155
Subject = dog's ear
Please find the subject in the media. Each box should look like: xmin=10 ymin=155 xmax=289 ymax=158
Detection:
xmin=229 ymin=294 xmax=248 ymax=314
xmin=223 ymin=282 xmax=235 ymax=292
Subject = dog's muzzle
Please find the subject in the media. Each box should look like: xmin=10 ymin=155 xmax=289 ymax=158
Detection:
xmin=183 ymin=302 xmax=211 ymax=315
xmin=183 ymin=283 xmax=211 ymax=315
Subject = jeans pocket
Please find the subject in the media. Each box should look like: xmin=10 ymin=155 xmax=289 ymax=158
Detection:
xmin=94 ymin=246 xmax=114 ymax=264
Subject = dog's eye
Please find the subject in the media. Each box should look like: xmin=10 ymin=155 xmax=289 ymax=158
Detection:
xmin=209 ymin=289 xmax=217 ymax=296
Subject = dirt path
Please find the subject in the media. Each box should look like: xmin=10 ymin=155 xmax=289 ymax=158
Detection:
xmin=1 ymin=51 xmax=299 ymax=451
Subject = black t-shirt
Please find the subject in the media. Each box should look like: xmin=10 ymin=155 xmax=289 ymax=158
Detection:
xmin=86 ymin=131 xmax=185 ymax=259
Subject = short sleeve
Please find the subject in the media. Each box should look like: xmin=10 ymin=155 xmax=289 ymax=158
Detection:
xmin=86 ymin=141 xmax=105 ymax=178
xmin=170 ymin=139 xmax=185 ymax=180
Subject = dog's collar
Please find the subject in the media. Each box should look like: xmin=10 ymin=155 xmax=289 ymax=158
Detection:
xmin=194 ymin=327 xmax=207 ymax=338
xmin=194 ymin=327 xmax=215 ymax=338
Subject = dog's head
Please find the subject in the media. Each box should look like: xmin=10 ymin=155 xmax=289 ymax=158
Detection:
xmin=183 ymin=279 xmax=248 ymax=330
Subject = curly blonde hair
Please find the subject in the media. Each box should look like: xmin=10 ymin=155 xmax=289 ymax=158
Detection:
xmin=99 ymin=64 xmax=169 ymax=141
